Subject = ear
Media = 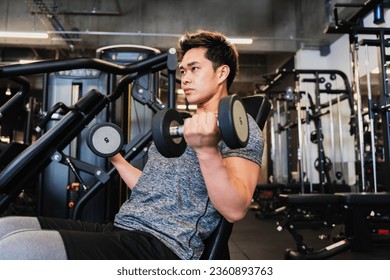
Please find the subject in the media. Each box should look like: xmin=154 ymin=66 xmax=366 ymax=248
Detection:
xmin=217 ymin=64 xmax=230 ymax=84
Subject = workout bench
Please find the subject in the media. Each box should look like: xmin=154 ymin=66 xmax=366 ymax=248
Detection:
xmin=336 ymin=192 xmax=390 ymax=252
xmin=278 ymin=191 xmax=390 ymax=259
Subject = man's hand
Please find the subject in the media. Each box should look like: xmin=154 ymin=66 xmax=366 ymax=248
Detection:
xmin=183 ymin=112 xmax=221 ymax=151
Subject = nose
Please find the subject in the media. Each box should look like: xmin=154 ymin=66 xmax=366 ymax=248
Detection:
xmin=182 ymin=79 xmax=190 ymax=86
xmin=181 ymin=73 xmax=191 ymax=85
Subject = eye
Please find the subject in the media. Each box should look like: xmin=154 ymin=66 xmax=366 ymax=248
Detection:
xmin=191 ymin=66 xmax=199 ymax=72
xmin=180 ymin=69 xmax=186 ymax=75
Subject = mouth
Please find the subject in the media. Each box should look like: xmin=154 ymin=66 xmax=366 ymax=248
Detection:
xmin=183 ymin=88 xmax=194 ymax=95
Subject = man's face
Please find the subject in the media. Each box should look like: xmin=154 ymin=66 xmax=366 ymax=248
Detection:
xmin=179 ymin=47 xmax=220 ymax=105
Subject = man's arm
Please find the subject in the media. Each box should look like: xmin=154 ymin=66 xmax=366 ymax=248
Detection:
xmin=184 ymin=112 xmax=261 ymax=223
xmin=109 ymin=154 xmax=142 ymax=190
xmin=197 ymin=149 xmax=260 ymax=223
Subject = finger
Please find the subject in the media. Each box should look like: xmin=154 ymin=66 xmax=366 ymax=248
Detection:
xmin=206 ymin=112 xmax=218 ymax=125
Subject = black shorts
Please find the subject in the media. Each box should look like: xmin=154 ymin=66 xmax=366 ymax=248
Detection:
xmin=38 ymin=217 xmax=180 ymax=260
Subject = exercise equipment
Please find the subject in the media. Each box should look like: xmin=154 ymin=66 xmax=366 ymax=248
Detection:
xmin=151 ymin=94 xmax=249 ymax=158
xmin=351 ymin=32 xmax=367 ymax=191
xmin=275 ymin=0 xmax=390 ymax=260
xmin=0 ymin=48 xmax=176 ymax=216
xmin=86 ymin=123 xmax=124 ymax=158
xmin=364 ymin=44 xmax=378 ymax=192
xmin=274 ymin=99 xmax=287 ymax=184
xmin=258 ymin=68 xmax=355 ymax=192
xmin=336 ymin=192 xmax=390 ymax=252
xmin=294 ymin=86 xmax=305 ymax=193
xmin=38 ymin=45 xmax=163 ymax=220
xmin=277 ymin=190 xmax=390 ymax=259
xmin=33 ymin=45 xmax=163 ymax=221
xmin=325 ymin=0 xmax=390 ymax=190
xmin=303 ymin=89 xmax=313 ymax=191
xmin=328 ymin=99 xmax=336 ymax=181
xmin=0 ymin=77 xmax=32 ymax=170
xmin=277 ymin=193 xmax=350 ymax=259
xmin=335 ymin=95 xmax=345 ymax=182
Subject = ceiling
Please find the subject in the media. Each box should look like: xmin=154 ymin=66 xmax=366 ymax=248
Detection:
xmin=0 ymin=0 xmax=372 ymax=95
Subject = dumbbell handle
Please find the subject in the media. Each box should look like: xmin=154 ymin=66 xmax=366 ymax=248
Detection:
xmin=169 ymin=112 xmax=221 ymax=137
xmin=170 ymin=125 xmax=185 ymax=137
xmin=169 ymin=120 xmax=220 ymax=138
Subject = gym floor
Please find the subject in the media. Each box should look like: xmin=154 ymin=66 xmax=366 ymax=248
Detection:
xmin=229 ymin=209 xmax=390 ymax=260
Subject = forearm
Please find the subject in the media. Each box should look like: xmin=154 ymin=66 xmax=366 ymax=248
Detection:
xmin=196 ymin=147 xmax=259 ymax=223
xmin=109 ymin=154 xmax=142 ymax=190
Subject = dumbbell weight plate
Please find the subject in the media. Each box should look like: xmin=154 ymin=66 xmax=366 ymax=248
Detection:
xmin=152 ymin=108 xmax=187 ymax=158
xmin=87 ymin=123 xmax=124 ymax=157
xmin=218 ymin=94 xmax=249 ymax=149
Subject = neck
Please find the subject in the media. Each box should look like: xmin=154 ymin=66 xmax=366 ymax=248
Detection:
xmin=196 ymin=88 xmax=229 ymax=114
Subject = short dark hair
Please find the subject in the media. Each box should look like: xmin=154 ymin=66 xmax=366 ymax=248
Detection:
xmin=177 ymin=30 xmax=239 ymax=90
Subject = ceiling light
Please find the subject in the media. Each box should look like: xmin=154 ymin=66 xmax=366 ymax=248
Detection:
xmin=374 ymin=4 xmax=385 ymax=25
xmin=0 ymin=31 xmax=49 ymax=39
xmin=176 ymin=104 xmax=187 ymax=110
xmin=188 ymin=105 xmax=197 ymax=110
xmin=45 ymin=30 xmax=253 ymax=45
xmin=18 ymin=60 xmax=41 ymax=64
xmin=227 ymin=38 xmax=253 ymax=45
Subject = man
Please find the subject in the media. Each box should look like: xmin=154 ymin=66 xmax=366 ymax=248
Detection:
xmin=0 ymin=30 xmax=264 ymax=260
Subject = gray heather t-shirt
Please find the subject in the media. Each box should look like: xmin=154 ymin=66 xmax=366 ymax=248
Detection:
xmin=114 ymin=115 xmax=264 ymax=259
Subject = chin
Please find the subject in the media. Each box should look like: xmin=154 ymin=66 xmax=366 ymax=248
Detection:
xmin=185 ymin=95 xmax=196 ymax=104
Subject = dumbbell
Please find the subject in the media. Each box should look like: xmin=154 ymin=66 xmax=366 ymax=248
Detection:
xmin=152 ymin=94 xmax=249 ymax=158
xmin=86 ymin=123 xmax=124 ymax=157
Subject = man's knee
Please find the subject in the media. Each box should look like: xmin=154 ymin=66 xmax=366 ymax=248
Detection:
xmin=0 ymin=216 xmax=41 ymax=239
xmin=0 ymin=230 xmax=67 ymax=260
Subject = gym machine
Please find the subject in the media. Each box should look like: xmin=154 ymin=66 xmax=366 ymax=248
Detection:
xmin=0 ymin=77 xmax=33 ymax=171
xmin=252 ymin=83 xmax=297 ymax=218
xmin=260 ymin=68 xmax=355 ymax=192
xmin=253 ymin=67 xmax=355 ymax=219
xmin=37 ymin=45 xmax=162 ymax=221
xmin=0 ymin=49 xmax=177 ymax=222
xmin=276 ymin=0 xmax=390 ymax=259
xmin=325 ymin=0 xmax=390 ymax=191
xmin=327 ymin=0 xmax=390 ymax=256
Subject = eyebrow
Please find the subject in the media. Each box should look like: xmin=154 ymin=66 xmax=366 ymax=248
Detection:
xmin=179 ymin=61 xmax=200 ymax=69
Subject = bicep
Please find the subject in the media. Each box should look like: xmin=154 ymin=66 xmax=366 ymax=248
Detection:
xmin=224 ymin=156 xmax=260 ymax=195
